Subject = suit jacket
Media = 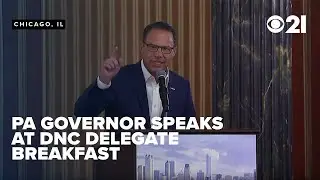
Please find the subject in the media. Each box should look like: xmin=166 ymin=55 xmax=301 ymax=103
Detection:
xmin=74 ymin=60 xmax=196 ymax=129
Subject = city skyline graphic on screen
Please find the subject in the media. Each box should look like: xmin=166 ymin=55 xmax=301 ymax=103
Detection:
xmin=136 ymin=134 xmax=256 ymax=180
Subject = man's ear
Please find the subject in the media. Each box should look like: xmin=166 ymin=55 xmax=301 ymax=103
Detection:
xmin=172 ymin=46 xmax=177 ymax=56
xmin=139 ymin=41 xmax=144 ymax=52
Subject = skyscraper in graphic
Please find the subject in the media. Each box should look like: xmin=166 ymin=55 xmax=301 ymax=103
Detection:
xmin=233 ymin=176 xmax=239 ymax=180
xmin=177 ymin=172 xmax=184 ymax=180
xmin=159 ymin=173 xmax=167 ymax=180
xmin=137 ymin=165 xmax=144 ymax=180
xmin=145 ymin=154 xmax=154 ymax=180
xmin=225 ymin=175 xmax=232 ymax=180
xmin=165 ymin=161 xmax=171 ymax=180
xmin=254 ymin=169 xmax=256 ymax=180
xmin=212 ymin=174 xmax=218 ymax=180
xmin=184 ymin=164 xmax=191 ymax=180
xmin=206 ymin=154 xmax=212 ymax=180
xmin=154 ymin=170 xmax=160 ymax=180
xmin=196 ymin=170 xmax=205 ymax=180
xmin=243 ymin=173 xmax=252 ymax=180
xmin=169 ymin=161 xmax=175 ymax=178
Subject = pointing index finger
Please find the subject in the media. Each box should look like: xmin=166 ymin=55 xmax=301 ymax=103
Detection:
xmin=110 ymin=46 xmax=121 ymax=60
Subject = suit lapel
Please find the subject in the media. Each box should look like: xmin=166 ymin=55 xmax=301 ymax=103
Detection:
xmin=133 ymin=62 xmax=150 ymax=126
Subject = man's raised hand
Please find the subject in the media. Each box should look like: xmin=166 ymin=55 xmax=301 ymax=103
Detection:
xmin=99 ymin=46 xmax=122 ymax=84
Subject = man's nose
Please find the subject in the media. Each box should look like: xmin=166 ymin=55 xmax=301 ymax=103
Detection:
xmin=154 ymin=48 xmax=163 ymax=57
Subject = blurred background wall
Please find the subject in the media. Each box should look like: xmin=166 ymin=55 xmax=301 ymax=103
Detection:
xmin=2 ymin=0 xmax=212 ymax=180
xmin=41 ymin=1 xmax=212 ymax=177
xmin=42 ymin=0 xmax=212 ymax=119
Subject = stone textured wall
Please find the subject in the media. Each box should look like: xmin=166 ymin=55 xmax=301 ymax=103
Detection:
xmin=212 ymin=0 xmax=292 ymax=179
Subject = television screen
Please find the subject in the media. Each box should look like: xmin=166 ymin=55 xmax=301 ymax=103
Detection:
xmin=136 ymin=134 xmax=257 ymax=180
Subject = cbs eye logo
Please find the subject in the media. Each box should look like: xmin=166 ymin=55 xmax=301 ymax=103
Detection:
xmin=267 ymin=15 xmax=306 ymax=34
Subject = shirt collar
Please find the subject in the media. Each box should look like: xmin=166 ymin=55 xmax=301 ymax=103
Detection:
xmin=141 ymin=60 xmax=169 ymax=85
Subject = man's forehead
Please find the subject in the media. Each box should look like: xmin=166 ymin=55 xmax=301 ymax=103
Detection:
xmin=145 ymin=29 xmax=174 ymax=42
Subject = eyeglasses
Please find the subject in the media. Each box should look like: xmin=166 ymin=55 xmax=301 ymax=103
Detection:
xmin=143 ymin=42 xmax=174 ymax=54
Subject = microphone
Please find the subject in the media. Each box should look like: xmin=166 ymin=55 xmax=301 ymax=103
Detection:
xmin=156 ymin=70 xmax=169 ymax=116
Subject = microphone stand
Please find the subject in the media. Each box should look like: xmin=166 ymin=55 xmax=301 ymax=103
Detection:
xmin=161 ymin=90 xmax=169 ymax=118
xmin=157 ymin=71 xmax=169 ymax=118
xmin=161 ymin=106 xmax=169 ymax=117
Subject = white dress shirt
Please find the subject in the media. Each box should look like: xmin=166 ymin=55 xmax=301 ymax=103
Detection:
xmin=97 ymin=60 xmax=169 ymax=119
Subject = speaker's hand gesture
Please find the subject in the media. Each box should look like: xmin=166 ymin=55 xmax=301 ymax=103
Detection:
xmin=99 ymin=46 xmax=122 ymax=84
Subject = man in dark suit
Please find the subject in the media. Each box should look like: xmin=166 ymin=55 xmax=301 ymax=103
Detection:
xmin=74 ymin=21 xmax=196 ymax=128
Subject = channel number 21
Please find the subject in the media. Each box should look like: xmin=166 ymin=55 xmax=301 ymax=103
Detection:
xmin=267 ymin=15 xmax=306 ymax=33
